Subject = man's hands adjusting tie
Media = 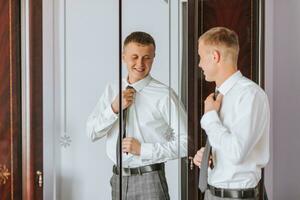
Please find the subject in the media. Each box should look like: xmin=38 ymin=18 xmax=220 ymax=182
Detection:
xmin=113 ymin=86 xmax=142 ymax=158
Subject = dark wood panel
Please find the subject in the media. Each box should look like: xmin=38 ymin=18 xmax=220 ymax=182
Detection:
xmin=202 ymin=0 xmax=259 ymax=80
xmin=0 ymin=0 xmax=22 ymax=199
xmin=199 ymin=0 xmax=259 ymax=105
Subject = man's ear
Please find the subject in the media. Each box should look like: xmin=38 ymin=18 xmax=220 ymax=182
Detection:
xmin=212 ymin=49 xmax=221 ymax=63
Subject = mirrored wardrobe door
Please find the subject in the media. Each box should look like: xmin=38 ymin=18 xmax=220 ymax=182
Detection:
xmin=119 ymin=0 xmax=188 ymax=199
xmin=43 ymin=0 xmax=121 ymax=199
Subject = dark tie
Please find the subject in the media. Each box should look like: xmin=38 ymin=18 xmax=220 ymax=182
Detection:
xmin=199 ymin=89 xmax=219 ymax=192
xmin=116 ymin=86 xmax=134 ymax=167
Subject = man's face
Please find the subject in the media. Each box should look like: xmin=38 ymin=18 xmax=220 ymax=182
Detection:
xmin=123 ymin=42 xmax=155 ymax=83
xmin=198 ymin=41 xmax=218 ymax=82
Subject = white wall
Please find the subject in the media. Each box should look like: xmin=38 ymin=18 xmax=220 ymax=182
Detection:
xmin=265 ymin=0 xmax=300 ymax=199
xmin=264 ymin=0 xmax=274 ymax=199
xmin=43 ymin=0 xmax=184 ymax=199
xmin=273 ymin=0 xmax=300 ymax=199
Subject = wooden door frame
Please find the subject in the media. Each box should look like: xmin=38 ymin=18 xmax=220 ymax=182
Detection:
xmin=0 ymin=0 xmax=22 ymax=199
xmin=187 ymin=0 xmax=201 ymax=199
xmin=21 ymin=0 xmax=43 ymax=199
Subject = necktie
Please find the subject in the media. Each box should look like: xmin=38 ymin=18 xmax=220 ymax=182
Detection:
xmin=116 ymin=86 xmax=134 ymax=167
xmin=199 ymin=89 xmax=219 ymax=192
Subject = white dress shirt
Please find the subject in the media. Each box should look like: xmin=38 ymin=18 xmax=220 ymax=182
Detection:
xmin=201 ymin=71 xmax=270 ymax=189
xmin=86 ymin=74 xmax=187 ymax=168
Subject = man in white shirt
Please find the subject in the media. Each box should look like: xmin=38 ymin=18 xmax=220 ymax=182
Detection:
xmin=86 ymin=31 xmax=187 ymax=200
xmin=193 ymin=27 xmax=270 ymax=200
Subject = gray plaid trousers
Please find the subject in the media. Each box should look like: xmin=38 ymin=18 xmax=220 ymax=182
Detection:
xmin=110 ymin=170 xmax=170 ymax=200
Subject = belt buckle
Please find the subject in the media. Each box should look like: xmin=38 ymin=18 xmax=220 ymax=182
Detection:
xmin=137 ymin=167 xmax=142 ymax=175
xmin=123 ymin=168 xmax=131 ymax=176
xmin=220 ymin=189 xmax=224 ymax=198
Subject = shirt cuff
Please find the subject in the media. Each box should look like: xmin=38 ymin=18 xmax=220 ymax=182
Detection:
xmin=140 ymin=143 xmax=153 ymax=160
xmin=200 ymin=110 xmax=221 ymax=130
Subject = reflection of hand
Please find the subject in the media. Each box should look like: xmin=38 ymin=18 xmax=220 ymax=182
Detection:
xmin=122 ymin=137 xmax=141 ymax=156
xmin=111 ymin=88 xmax=136 ymax=114
xmin=204 ymin=93 xmax=223 ymax=113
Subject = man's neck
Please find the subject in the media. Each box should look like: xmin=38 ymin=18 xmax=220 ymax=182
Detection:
xmin=128 ymin=76 xmax=139 ymax=84
xmin=128 ymin=74 xmax=148 ymax=84
xmin=215 ymin=67 xmax=238 ymax=87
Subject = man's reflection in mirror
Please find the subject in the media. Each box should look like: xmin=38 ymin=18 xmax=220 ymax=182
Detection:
xmin=86 ymin=31 xmax=187 ymax=200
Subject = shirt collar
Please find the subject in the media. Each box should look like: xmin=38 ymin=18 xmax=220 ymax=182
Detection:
xmin=217 ymin=71 xmax=243 ymax=95
xmin=123 ymin=74 xmax=152 ymax=92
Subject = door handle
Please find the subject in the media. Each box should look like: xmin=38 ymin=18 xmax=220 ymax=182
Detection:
xmin=188 ymin=156 xmax=194 ymax=170
xmin=36 ymin=170 xmax=43 ymax=188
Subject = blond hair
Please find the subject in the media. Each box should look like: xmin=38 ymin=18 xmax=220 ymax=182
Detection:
xmin=199 ymin=27 xmax=239 ymax=62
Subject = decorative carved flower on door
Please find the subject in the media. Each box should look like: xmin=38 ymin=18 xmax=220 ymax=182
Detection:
xmin=0 ymin=164 xmax=11 ymax=185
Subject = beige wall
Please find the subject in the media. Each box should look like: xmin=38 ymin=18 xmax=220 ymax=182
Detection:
xmin=273 ymin=0 xmax=300 ymax=199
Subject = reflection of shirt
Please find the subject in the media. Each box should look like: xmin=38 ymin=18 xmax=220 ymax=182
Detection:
xmin=201 ymin=71 xmax=270 ymax=189
xmin=86 ymin=75 xmax=187 ymax=168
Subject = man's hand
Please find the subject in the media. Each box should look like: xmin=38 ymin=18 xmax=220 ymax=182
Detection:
xmin=204 ymin=93 xmax=223 ymax=113
xmin=193 ymin=147 xmax=205 ymax=167
xmin=193 ymin=147 xmax=213 ymax=168
xmin=111 ymin=88 xmax=136 ymax=114
xmin=122 ymin=137 xmax=141 ymax=156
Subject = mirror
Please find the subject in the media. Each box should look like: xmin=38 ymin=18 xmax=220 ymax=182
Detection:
xmin=44 ymin=0 xmax=189 ymax=199
xmin=119 ymin=0 xmax=188 ymax=199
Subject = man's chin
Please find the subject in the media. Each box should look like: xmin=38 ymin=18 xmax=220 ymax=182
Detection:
xmin=129 ymin=73 xmax=148 ymax=82
xmin=204 ymin=76 xmax=214 ymax=82
xmin=135 ymin=71 xmax=149 ymax=78
xmin=205 ymin=76 xmax=213 ymax=82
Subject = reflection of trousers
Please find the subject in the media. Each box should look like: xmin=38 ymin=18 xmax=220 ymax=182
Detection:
xmin=110 ymin=169 xmax=170 ymax=200
xmin=204 ymin=189 xmax=259 ymax=200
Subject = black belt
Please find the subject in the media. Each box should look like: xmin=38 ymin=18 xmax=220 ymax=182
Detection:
xmin=208 ymin=184 xmax=259 ymax=199
xmin=113 ymin=163 xmax=164 ymax=176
